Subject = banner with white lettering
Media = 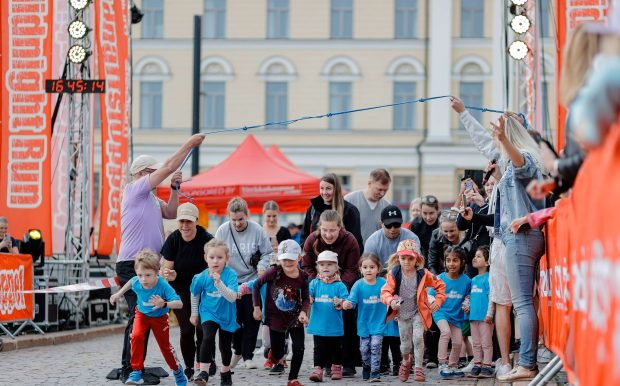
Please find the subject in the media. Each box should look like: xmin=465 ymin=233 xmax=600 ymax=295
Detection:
xmin=0 ymin=0 xmax=54 ymax=255
xmin=94 ymin=0 xmax=130 ymax=255
xmin=0 ymin=254 xmax=34 ymax=322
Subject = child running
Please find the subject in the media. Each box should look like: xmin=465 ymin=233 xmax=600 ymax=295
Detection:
xmin=307 ymin=250 xmax=349 ymax=382
xmin=468 ymin=245 xmax=495 ymax=378
xmin=252 ymin=239 xmax=310 ymax=386
xmin=430 ymin=246 xmax=472 ymax=379
xmin=342 ymin=253 xmax=387 ymax=382
xmin=380 ymin=239 xmax=446 ymax=382
xmin=189 ymin=239 xmax=239 ymax=386
xmin=109 ymin=249 xmax=188 ymax=386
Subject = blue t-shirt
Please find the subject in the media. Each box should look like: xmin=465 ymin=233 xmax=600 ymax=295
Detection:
xmin=383 ymin=319 xmax=399 ymax=337
xmin=131 ymin=275 xmax=180 ymax=318
xmin=307 ymin=279 xmax=349 ymax=337
xmin=469 ymin=272 xmax=490 ymax=321
xmin=430 ymin=272 xmax=471 ymax=328
xmin=347 ymin=278 xmax=387 ymax=337
xmin=190 ymin=266 xmax=240 ymax=333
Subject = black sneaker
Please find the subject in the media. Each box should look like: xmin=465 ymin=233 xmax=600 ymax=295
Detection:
xmin=511 ymin=339 xmax=521 ymax=353
xmin=342 ymin=367 xmax=356 ymax=378
xmin=379 ymin=364 xmax=390 ymax=375
xmin=457 ymin=357 xmax=469 ymax=369
xmin=362 ymin=365 xmax=371 ymax=380
xmin=469 ymin=365 xmax=482 ymax=377
xmin=392 ymin=365 xmax=399 ymax=376
xmin=220 ymin=370 xmax=233 ymax=386
xmin=193 ymin=371 xmax=209 ymax=386
xmin=269 ymin=363 xmax=285 ymax=375
xmin=209 ymin=362 xmax=217 ymax=376
xmin=184 ymin=367 xmax=194 ymax=382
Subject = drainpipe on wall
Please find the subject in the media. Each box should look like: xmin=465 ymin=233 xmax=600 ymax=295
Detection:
xmin=415 ymin=0 xmax=430 ymax=197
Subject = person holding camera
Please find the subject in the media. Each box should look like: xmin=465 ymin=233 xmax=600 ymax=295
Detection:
xmin=215 ymin=197 xmax=273 ymax=370
xmin=0 ymin=217 xmax=19 ymax=254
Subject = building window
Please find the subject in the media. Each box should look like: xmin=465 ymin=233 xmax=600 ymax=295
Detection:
xmin=393 ymin=82 xmax=416 ymax=130
xmin=395 ymin=0 xmax=417 ymax=39
xmin=331 ymin=0 xmax=353 ymax=39
xmin=459 ymin=81 xmax=483 ymax=125
xmin=140 ymin=81 xmax=162 ymax=128
xmin=142 ymin=0 xmax=164 ymax=38
xmin=266 ymin=82 xmax=288 ymax=129
xmin=339 ymin=175 xmax=351 ymax=191
xmin=461 ymin=0 xmax=484 ymax=38
xmin=202 ymin=82 xmax=225 ymax=129
xmin=392 ymin=176 xmax=416 ymax=207
xmin=267 ymin=0 xmax=289 ymax=39
xmin=204 ymin=0 xmax=226 ymax=39
xmin=329 ymin=82 xmax=352 ymax=130
xmin=539 ymin=0 xmax=550 ymax=38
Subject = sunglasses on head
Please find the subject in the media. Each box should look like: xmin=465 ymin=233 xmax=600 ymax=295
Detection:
xmin=384 ymin=223 xmax=402 ymax=229
xmin=421 ymin=195 xmax=438 ymax=205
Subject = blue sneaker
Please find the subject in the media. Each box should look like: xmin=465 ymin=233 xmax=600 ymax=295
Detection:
xmin=439 ymin=366 xmax=455 ymax=378
xmin=124 ymin=370 xmax=144 ymax=385
xmin=452 ymin=368 xmax=465 ymax=377
xmin=173 ymin=366 xmax=188 ymax=386
xmin=370 ymin=371 xmax=381 ymax=382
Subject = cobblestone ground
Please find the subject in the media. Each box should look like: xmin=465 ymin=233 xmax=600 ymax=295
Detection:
xmin=1 ymin=326 xmax=556 ymax=386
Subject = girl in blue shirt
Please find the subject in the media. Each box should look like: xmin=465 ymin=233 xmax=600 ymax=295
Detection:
xmin=307 ymin=251 xmax=349 ymax=382
xmin=343 ymin=253 xmax=387 ymax=382
xmin=190 ymin=239 xmax=239 ymax=386
xmin=430 ymin=246 xmax=471 ymax=379
xmin=469 ymin=246 xmax=494 ymax=378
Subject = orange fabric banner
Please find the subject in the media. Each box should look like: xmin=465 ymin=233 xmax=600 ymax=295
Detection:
xmin=541 ymin=119 xmax=620 ymax=385
xmin=94 ymin=0 xmax=131 ymax=255
xmin=0 ymin=0 xmax=54 ymax=256
xmin=0 ymin=254 xmax=34 ymax=322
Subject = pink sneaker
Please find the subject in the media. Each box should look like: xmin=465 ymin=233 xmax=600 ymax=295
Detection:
xmin=309 ymin=366 xmax=323 ymax=382
xmin=330 ymin=365 xmax=343 ymax=380
xmin=398 ymin=358 xmax=412 ymax=382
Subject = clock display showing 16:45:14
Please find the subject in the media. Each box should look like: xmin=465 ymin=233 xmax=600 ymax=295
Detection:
xmin=45 ymin=79 xmax=106 ymax=93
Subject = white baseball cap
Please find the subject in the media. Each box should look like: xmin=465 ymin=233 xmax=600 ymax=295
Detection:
xmin=277 ymin=239 xmax=301 ymax=260
xmin=176 ymin=202 xmax=199 ymax=222
xmin=130 ymin=155 xmax=161 ymax=175
xmin=316 ymin=250 xmax=338 ymax=263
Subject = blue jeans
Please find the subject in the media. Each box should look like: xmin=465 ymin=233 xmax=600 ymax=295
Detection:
xmin=360 ymin=335 xmax=383 ymax=373
xmin=502 ymin=229 xmax=544 ymax=369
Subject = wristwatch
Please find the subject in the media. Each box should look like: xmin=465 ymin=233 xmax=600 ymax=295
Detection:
xmin=163 ymin=301 xmax=168 ymax=308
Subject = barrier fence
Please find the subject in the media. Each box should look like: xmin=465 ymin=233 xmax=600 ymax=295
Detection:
xmin=538 ymin=121 xmax=620 ymax=386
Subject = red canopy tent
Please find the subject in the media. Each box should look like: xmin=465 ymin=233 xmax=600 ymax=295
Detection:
xmin=267 ymin=144 xmax=299 ymax=171
xmin=157 ymin=135 xmax=319 ymax=214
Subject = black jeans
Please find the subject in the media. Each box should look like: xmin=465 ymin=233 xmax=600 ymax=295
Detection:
xmin=233 ymin=294 xmax=261 ymax=360
xmin=313 ymin=336 xmax=343 ymax=368
xmin=173 ymin=291 xmax=204 ymax=369
xmin=424 ymin=320 xmax=440 ymax=364
xmin=200 ymin=321 xmax=233 ymax=366
xmin=271 ymin=326 xmax=305 ymax=380
xmin=342 ymin=308 xmax=360 ymax=369
xmin=380 ymin=336 xmax=402 ymax=369
xmin=116 ymin=261 xmax=150 ymax=372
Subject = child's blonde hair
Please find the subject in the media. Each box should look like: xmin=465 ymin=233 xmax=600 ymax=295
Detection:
xmin=204 ymin=238 xmax=231 ymax=257
xmin=134 ymin=249 xmax=161 ymax=271
xmin=386 ymin=239 xmax=424 ymax=271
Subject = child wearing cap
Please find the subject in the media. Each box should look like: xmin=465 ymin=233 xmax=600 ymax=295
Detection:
xmin=251 ymin=240 xmax=310 ymax=386
xmin=307 ymin=250 xmax=350 ymax=382
xmin=380 ymin=239 xmax=446 ymax=383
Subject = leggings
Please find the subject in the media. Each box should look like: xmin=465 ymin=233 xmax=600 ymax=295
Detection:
xmin=398 ymin=314 xmax=425 ymax=369
xmin=471 ymin=321 xmax=494 ymax=365
xmin=271 ymin=326 xmax=305 ymax=380
xmin=200 ymin=321 xmax=233 ymax=366
xmin=313 ymin=336 xmax=343 ymax=368
xmin=437 ymin=319 xmax=463 ymax=367
xmin=173 ymin=291 xmax=204 ymax=368
xmin=380 ymin=336 xmax=402 ymax=370
xmin=233 ymin=294 xmax=261 ymax=360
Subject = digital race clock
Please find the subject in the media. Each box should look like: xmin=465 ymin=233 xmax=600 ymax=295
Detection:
xmin=45 ymin=79 xmax=106 ymax=93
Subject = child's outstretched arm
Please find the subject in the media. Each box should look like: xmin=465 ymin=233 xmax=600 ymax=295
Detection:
xmin=190 ymin=293 xmax=200 ymax=326
xmin=380 ymin=273 xmax=398 ymax=307
xmin=429 ymin=273 xmax=446 ymax=310
xmin=109 ymin=280 xmax=133 ymax=305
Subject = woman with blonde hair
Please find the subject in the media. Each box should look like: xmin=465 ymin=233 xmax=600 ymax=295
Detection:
xmin=262 ymin=200 xmax=292 ymax=243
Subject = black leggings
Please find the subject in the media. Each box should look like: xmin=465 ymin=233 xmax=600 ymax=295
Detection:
xmin=200 ymin=321 xmax=233 ymax=366
xmin=173 ymin=291 xmax=204 ymax=369
xmin=342 ymin=308 xmax=359 ymax=368
xmin=313 ymin=336 xmax=343 ymax=368
xmin=424 ymin=320 xmax=440 ymax=363
xmin=233 ymin=294 xmax=261 ymax=360
xmin=380 ymin=336 xmax=402 ymax=369
xmin=271 ymin=326 xmax=305 ymax=380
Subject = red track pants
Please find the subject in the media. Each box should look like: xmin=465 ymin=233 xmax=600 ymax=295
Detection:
xmin=131 ymin=309 xmax=180 ymax=371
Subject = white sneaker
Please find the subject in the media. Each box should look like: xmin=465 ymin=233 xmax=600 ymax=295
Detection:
xmin=462 ymin=359 xmax=476 ymax=374
xmin=230 ymin=354 xmax=243 ymax=369
xmin=496 ymin=362 xmax=512 ymax=378
xmin=244 ymin=359 xmax=258 ymax=369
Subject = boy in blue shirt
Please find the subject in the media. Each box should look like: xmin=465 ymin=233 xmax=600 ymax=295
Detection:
xmin=110 ymin=249 xmax=187 ymax=386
